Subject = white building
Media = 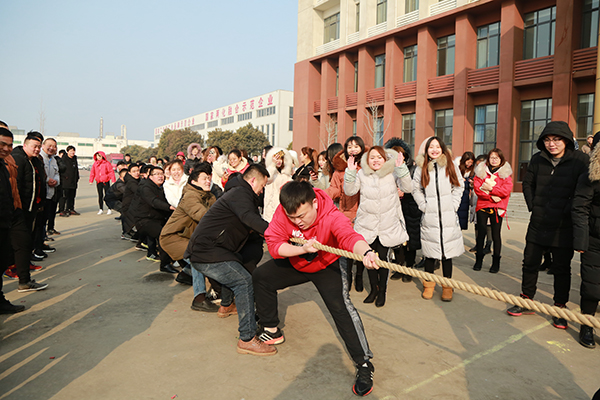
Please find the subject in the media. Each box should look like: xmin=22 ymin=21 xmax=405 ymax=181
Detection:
xmin=10 ymin=128 xmax=154 ymax=167
xmin=154 ymin=89 xmax=294 ymax=149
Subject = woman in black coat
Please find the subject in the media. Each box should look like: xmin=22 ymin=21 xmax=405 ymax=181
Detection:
xmin=385 ymin=138 xmax=422 ymax=282
xmin=572 ymin=137 xmax=600 ymax=349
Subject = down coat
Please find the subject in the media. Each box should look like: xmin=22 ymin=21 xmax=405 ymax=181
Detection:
xmin=412 ymin=154 xmax=464 ymax=260
xmin=522 ymin=121 xmax=589 ymax=247
xmin=185 ymin=143 xmax=203 ymax=175
xmin=572 ymin=145 xmax=600 ymax=305
xmin=473 ymin=161 xmax=513 ymax=214
xmin=89 ymin=151 xmax=115 ymax=184
xmin=325 ymin=150 xmax=360 ymax=222
xmin=160 ymin=183 xmax=216 ymax=261
xmin=263 ymin=147 xmax=294 ymax=222
xmin=344 ymin=149 xmax=411 ymax=248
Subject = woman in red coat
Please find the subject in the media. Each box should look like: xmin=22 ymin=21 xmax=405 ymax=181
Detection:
xmin=472 ymin=148 xmax=513 ymax=273
xmin=89 ymin=151 xmax=116 ymax=215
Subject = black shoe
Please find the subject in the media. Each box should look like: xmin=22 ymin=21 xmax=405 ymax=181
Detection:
xmin=473 ymin=253 xmax=484 ymax=271
xmin=489 ymin=255 xmax=501 ymax=273
xmin=352 ymin=361 xmax=374 ymax=396
xmin=402 ymin=273 xmax=413 ymax=283
xmin=468 ymin=246 xmax=477 ymax=253
xmin=114 ymin=216 xmax=121 ymax=220
xmin=47 ymin=229 xmax=61 ymax=235
xmin=160 ymin=264 xmax=178 ymax=273
xmin=69 ymin=210 xmax=80 ymax=216
xmin=0 ymin=301 xmax=26 ymax=314
xmin=507 ymin=305 xmax=535 ymax=316
xmin=18 ymin=280 xmax=48 ymax=292
xmin=552 ymin=316 xmax=568 ymax=329
xmin=579 ymin=325 xmax=596 ymax=349
xmin=483 ymin=242 xmax=492 ymax=255
xmin=190 ymin=298 xmax=220 ymax=313
xmin=146 ymin=254 xmax=160 ymax=261
xmin=59 ymin=212 xmax=70 ymax=217
xmin=121 ymin=233 xmax=132 ymax=240
xmin=32 ymin=249 xmax=47 ymax=259
xmin=390 ymin=272 xmax=403 ymax=281
xmin=135 ymin=244 xmax=147 ymax=251
xmin=44 ymin=236 xmax=54 ymax=242
xmin=363 ymin=289 xmax=378 ymax=304
xmin=42 ymin=244 xmax=56 ymax=253
xmin=355 ymin=274 xmax=363 ymax=292
xmin=31 ymin=253 xmax=45 ymax=262
xmin=257 ymin=327 xmax=285 ymax=345
xmin=375 ymin=289 xmax=386 ymax=307
xmin=175 ymin=271 xmax=192 ymax=285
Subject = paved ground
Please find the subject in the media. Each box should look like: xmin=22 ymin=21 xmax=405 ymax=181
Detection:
xmin=1 ymin=171 xmax=599 ymax=400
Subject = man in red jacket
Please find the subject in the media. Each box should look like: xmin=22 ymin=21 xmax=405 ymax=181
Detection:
xmin=253 ymin=181 xmax=379 ymax=397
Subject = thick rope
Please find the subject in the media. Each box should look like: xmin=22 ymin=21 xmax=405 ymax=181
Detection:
xmin=289 ymin=238 xmax=600 ymax=329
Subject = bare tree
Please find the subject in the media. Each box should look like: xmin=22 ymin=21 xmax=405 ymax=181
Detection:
xmin=321 ymin=114 xmax=338 ymax=150
xmin=362 ymin=99 xmax=391 ymax=146
xmin=38 ymin=99 xmax=46 ymax=134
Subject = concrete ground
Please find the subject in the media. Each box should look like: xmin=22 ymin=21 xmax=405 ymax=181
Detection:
xmin=1 ymin=171 xmax=599 ymax=400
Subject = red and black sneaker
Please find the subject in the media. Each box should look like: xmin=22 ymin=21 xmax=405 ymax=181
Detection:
xmin=353 ymin=361 xmax=374 ymax=397
xmin=257 ymin=327 xmax=285 ymax=345
xmin=3 ymin=267 xmax=18 ymax=280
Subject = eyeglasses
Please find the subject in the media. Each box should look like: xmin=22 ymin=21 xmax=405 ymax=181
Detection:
xmin=543 ymin=137 xmax=563 ymax=144
xmin=151 ymin=173 xmax=164 ymax=176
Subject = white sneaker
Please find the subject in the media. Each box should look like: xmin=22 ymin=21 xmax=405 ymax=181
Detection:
xmin=107 ymin=209 xmax=112 ymax=215
xmin=97 ymin=209 xmax=103 ymax=215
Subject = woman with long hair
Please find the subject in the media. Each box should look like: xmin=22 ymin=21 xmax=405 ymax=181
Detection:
xmin=292 ymin=146 xmax=316 ymax=182
xmin=412 ymin=137 xmax=464 ymax=302
xmin=457 ymin=151 xmax=476 ymax=230
xmin=472 ymin=148 xmax=512 ymax=273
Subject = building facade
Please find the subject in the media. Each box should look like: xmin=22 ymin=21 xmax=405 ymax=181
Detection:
xmin=294 ymin=0 xmax=598 ymax=189
xmin=154 ymin=89 xmax=294 ymax=149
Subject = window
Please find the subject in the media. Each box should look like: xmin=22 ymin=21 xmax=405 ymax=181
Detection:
xmin=266 ymin=124 xmax=270 ymax=137
xmin=354 ymin=61 xmax=359 ymax=92
xmin=437 ymin=35 xmax=455 ymax=76
xmin=207 ymin=120 xmax=218 ymax=128
xmin=518 ymin=98 xmax=552 ymax=180
xmin=577 ymin=94 xmax=595 ymax=148
xmin=324 ymin=13 xmax=340 ymax=43
xmin=402 ymin=113 xmax=416 ymax=154
xmin=375 ymin=54 xmax=386 ymax=88
xmin=435 ymin=109 xmax=453 ymax=147
xmin=272 ymin=123 xmax=276 ymax=143
xmin=403 ymin=45 xmax=417 ymax=82
xmin=289 ymin=107 xmax=293 ymax=131
xmin=190 ymin=123 xmax=205 ymax=130
xmin=336 ymin=67 xmax=339 ymax=96
xmin=355 ymin=1 xmax=360 ymax=32
xmin=77 ymin=143 xmax=93 ymax=147
xmin=102 ymin=144 xmax=117 ymax=148
xmin=477 ymin=22 xmax=500 ymax=68
xmin=353 ymin=120 xmax=357 ymax=136
xmin=376 ymin=0 xmax=387 ymax=24
xmin=582 ymin=0 xmax=599 ymax=48
xmin=406 ymin=0 xmax=418 ymax=13
xmin=57 ymin=142 xmax=69 ymax=146
xmin=257 ymin=106 xmax=276 ymax=117
xmin=221 ymin=116 xmax=234 ymax=125
xmin=524 ymin=7 xmax=556 ymax=59
xmin=473 ymin=104 xmax=498 ymax=156
xmin=374 ymin=117 xmax=384 ymax=145
xmin=238 ymin=111 xmax=252 ymax=122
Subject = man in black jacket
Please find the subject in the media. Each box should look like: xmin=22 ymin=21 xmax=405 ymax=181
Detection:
xmin=58 ymin=145 xmax=79 ymax=216
xmin=185 ymin=164 xmax=274 ymax=356
xmin=508 ymin=121 xmax=589 ymax=330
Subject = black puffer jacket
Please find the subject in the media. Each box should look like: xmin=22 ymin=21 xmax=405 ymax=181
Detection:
xmin=523 ymin=121 xmax=589 ymax=247
xmin=184 ymin=174 xmax=268 ymax=264
xmin=129 ymin=179 xmax=172 ymax=229
xmin=572 ymin=145 xmax=600 ymax=304
xmin=12 ymin=146 xmax=46 ymax=213
xmin=59 ymin=154 xmax=79 ymax=189
xmin=121 ymin=173 xmax=140 ymax=232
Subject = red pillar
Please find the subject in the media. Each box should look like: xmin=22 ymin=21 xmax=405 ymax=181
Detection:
xmin=357 ymin=46 xmax=375 ymax=142
xmin=384 ymin=36 xmax=403 ymax=143
xmin=338 ymin=53 xmax=355 ymax=144
xmin=293 ymin=60 xmax=321 ymax=152
xmin=415 ymin=26 xmax=436 ymax=152
xmin=552 ymin=0 xmax=575 ymax=128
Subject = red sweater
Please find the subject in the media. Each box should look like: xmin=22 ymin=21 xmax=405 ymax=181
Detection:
xmin=265 ymin=188 xmax=365 ymax=273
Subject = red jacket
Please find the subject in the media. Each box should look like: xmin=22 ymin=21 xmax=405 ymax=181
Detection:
xmin=89 ymin=151 xmax=116 ymax=184
xmin=473 ymin=162 xmax=513 ymax=212
xmin=265 ymin=188 xmax=365 ymax=273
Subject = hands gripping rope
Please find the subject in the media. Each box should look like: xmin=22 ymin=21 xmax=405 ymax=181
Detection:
xmin=289 ymin=238 xmax=600 ymax=329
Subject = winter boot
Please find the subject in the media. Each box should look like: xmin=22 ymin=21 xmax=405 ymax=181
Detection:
xmin=473 ymin=253 xmax=484 ymax=271
xmin=422 ymin=280 xmax=435 ymax=300
xmin=364 ymin=286 xmax=378 ymax=303
xmin=441 ymin=285 xmax=453 ymax=302
xmin=402 ymin=267 xmax=413 ymax=283
xmin=483 ymin=241 xmax=492 ymax=255
xmin=489 ymin=255 xmax=501 ymax=273
xmin=375 ymin=286 xmax=386 ymax=307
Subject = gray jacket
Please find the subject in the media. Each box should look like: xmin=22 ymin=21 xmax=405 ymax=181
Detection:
xmin=41 ymin=149 xmax=60 ymax=200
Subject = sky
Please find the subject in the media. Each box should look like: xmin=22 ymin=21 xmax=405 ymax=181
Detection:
xmin=0 ymin=0 xmax=298 ymax=141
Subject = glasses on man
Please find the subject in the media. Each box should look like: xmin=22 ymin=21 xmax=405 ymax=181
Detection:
xmin=543 ymin=137 xmax=563 ymax=144
xmin=151 ymin=172 xmax=165 ymax=176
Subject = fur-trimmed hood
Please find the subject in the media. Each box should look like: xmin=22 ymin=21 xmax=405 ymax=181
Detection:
xmin=265 ymin=147 xmax=295 ymax=178
xmin=474 ymin=161 xmax=513 ymax=179
xmin=360 ymin=149 xmax=398 ymax=178
xmin=187 ymin=143 xmax=202 ymax=159
xmin=415 ymin=153 xmax=449 ymax=171
xmin=384 ymin=137 xmax=413 ymax=165
xmin=589 ymin=145 xmax=600 ymax=182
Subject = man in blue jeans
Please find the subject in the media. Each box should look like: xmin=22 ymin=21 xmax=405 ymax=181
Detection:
xmin=184 ymin=164 xmax=275 ymax=356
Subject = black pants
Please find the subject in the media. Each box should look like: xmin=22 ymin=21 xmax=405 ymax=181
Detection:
xmin=253 ymin=257 xmax=373 ymax=365
xmin=61 ymin=188 xmax=77 ymax=212
xmin=522 ymin=242 xmax=573 ymax=305
xmin=476 ymin=209 xmax=503 ymax=256
xmin=366 ymin=237 xmax=389 ymax=291
xmin=138 ymin=220 xmax=171 ymax=268
xmin=424 ymin=258 xmax=453 ymax=279
xmin=0 ymin=229 xmax=13 ymax=304
xmin=32 ymin=209 xmax=45 ymax=252
xmin=394 ymin=245 xmax=416 ymax=268
xmin=10 ymin=212 xmax=32 ymax=284
xmin=45 ymin=198 xmax=57 ymax=231
xmin=96 ymin=182 xmax=110 ymax=210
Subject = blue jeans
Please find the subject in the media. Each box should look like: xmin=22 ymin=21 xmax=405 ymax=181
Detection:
xmin=189 ymin=264 xmax=206 ymax=297
xmin=190 ymin=260 xmax=256 ymax=341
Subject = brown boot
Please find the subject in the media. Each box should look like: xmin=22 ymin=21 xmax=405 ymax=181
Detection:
xmin=441 ymin=285 xmax=453 ymax=302
xmin=237 ymin=337 xmax=277 ymax=356
xmin=422 ymin=280 xmax=435 ymax=300
xmin=217 ymin=302 xmax=238 ymax=318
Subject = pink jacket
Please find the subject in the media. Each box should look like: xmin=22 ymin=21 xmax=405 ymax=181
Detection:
xmin=265 ymin=189 xmax=365 ymax=273
xmin=89 ymin=151 xmax=116 ymax=184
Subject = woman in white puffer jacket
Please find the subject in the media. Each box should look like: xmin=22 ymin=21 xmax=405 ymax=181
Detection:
xmin=262 ymin=147 xmax=296 ymax=222
xmin=344 ymin=146 xmax=411 ymax=307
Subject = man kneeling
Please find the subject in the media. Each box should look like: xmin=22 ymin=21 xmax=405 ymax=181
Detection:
xmin=253 ymin=181 xmax=379 ymax=397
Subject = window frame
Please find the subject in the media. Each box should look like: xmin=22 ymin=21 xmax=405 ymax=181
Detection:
xmin=476 ymin=22 xmax=500 ymax=69
xmin=434 ymin=109 xmax=454 ymax=148
xmin=473 ymin=104 xmax=498 ymax=157
xmin=437 ymin=35 xmax=456 ymax=76
xmin=518 ymin=98 xmax=552 ymax=180
xmin=523 ymin=6 xmax=556 ymax=59
xmin=374 ymin=54 xmax=386 ymax=88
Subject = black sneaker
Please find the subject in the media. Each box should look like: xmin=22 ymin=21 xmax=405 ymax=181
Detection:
xmin=42 ymin=244 xmax=56 ymax=253
xmin=390 ymin=272 xmax=403 ymax=281
xmin=552 ymin=316 xmax=568 ymax=329
xmin=134 ymin=244 xmax=146 ymax=251
xmin=121 ymin=233 xmax=132 ymax=240
xmin=190 ymin=298 xmax=220 ymax=312
xmin=258 ymin=327 xmax=285 ymax=345
xmin=175 ymin=271 xmax=192 ymax=285
xmin=69 ymin=210 xmax=80 ymax=216
xmin=47 ymin=229 xmax=61 ymax=235
xmin=18 ymin=280 xmax=49 ymax=293
xmin=507 ymin=305 xmax=535 ymax=316
xmin=0 ymin=301 xmax=26 ymax=314
xmin=353 ymin=361 xmax=374 ymax=396
xmin=31 ymin=252 xmax=45 ymax=261
xmin=146 ymin=254 xmax=160 ymax=262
